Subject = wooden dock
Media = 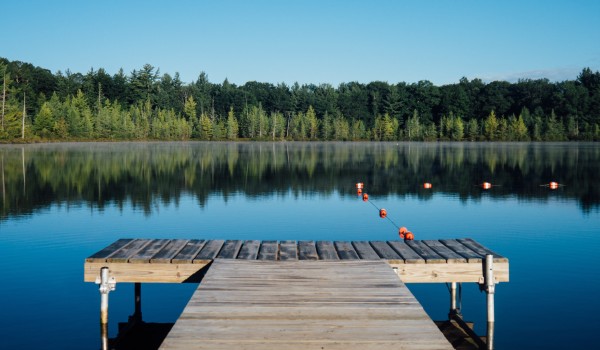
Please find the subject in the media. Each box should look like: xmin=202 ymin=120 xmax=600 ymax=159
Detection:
xmin=84 ymin=238 xmax=509 ymax=284
xmin=160 ymin=259 xmax=453 ymax=349
xmin=85 ymin=238 xmax=509 ymax=350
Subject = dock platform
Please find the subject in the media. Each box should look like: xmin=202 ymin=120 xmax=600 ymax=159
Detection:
xmin=84 ymin=238 xmax=509 ymax=284
xmin=85 ymin=238 xmax=509 ymax=350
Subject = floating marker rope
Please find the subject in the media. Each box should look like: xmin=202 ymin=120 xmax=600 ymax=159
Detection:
xmin=366 ymin=198 xmax=401 ymax=229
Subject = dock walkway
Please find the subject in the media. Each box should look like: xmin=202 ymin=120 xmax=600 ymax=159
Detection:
xmin=160 ymin=259 xmax=453 ymax=350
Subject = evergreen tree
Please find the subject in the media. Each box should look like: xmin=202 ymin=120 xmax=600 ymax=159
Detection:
xmin=484 ymin=110 xmax=499 ymax=141
xmin=226 ymin=107 xmax=239 ymax=140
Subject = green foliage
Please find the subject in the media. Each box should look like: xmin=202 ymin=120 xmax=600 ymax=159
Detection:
xmin=484 ymin=110 xmax=499 ymax=141
xmin=1 ymin=56 xmax=598 ymax=142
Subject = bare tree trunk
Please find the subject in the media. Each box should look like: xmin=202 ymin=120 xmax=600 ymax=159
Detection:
xmin=1 ymin=74 xmax=6 ymax=130
xmin=22 ymin=92 xmax=26 ymax=139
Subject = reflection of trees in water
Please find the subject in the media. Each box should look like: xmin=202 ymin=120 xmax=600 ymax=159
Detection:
xmin=0 ymin=142 xmax=598 ymax=220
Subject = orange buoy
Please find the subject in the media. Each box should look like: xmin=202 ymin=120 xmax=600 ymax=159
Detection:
xmin=549 ymin=181 xmax=559 ymax=190
xmin=362 ymin=193 xmax=369 ymax=202
xmin=356 ymin=182 xmax=364 ymax=190
xmin=379 ymin=208 xmax=387 ymax=218
xmin=481 ymin=182 xmax=492 ymax=190
xmin=357 ymin=188 xmax=363 ymax=195
xmin=399 ymin=226 xmax=408 ymax=239
xmin=404 ymin=231 xmax=415 ymax=240
xmin=423 ymin=182 xmax=432 ymax=189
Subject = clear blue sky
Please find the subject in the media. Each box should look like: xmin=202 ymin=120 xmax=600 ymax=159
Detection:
xmin=4 ymin=0 xmax=599 ymax=86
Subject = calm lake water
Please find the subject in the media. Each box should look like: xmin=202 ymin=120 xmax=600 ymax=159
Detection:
xmin=1 ymin=142 xmax=599 ymax=349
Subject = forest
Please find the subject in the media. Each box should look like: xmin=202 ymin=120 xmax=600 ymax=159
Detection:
xmin=1 ymin=56 xmax=599 ymax=142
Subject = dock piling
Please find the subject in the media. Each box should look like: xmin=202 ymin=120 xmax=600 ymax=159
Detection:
xmin=484 ymin=254 xmax=495 ymax=350
xmin=95 ymin=267 xmax=116 ymax=350
xmin=449 ymin=282 xmax=462 ymax=318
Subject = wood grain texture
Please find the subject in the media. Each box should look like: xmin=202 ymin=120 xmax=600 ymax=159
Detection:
xmin=106 ymin=239 xmax=152 ymax=263
xmin=405 ymin=241 xmax=447 ymax=264
xmin=129 ymin=239 xmax=171 ymax=263
xmin=439 ymin=239 xmax=482 ymax=263
xmin=257 ymin=240 xmax=278 ymax=260
xmin=171 ymin=240 xmax=206 ymax=263
xmin=195 ymin=240 xmax=226 ymax=261
xmin=279 ymin=240 xmax=298 ymax=261
xmin=457 ymin=238 xmax=508 ymax=262
xmin=159 ymin=260 xmax=453 ymax=350
xmin=316 ymin=241 xmax=339 ymax=260
xmin=334 ymin=241 xmax=359 ymax=260
xmin=351 ymin=241 xmax=381 ymax=260
xmin=216 ymin=240 xmax=243 ymax=259
xmin=422 ymin=240 xmax=467 ymax=263
xmin=298 ymin=240 xmax=318 ymax=260
xmin=237 ymin=240 xmax=261 ymax=260
xmin=86 ymin=239 xmax=134 ymax=262
xmin=151 ymin=239 xmax=189 ymax=263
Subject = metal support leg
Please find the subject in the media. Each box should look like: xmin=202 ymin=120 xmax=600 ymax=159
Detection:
xmin=132 ymin=283 xmax=142 ymax=323
xmin=484 ymin=254 xmax=496 ymax=350
xmin=96 ymin=267 xmax=116 ymax=350
xmin=449 ymin=282 xmax=457 ymax=318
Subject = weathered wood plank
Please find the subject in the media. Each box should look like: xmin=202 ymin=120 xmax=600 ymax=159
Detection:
xmin=106 ymin=239 xmax=152 ymax=263
xmin=298 ymin=241 xmax=318 ymax=260
xmin=151 ymin=239 xmax=189 ymax=263
xmin=257 ymin=240 xmax=278 ymax=261
xmin=369 ymin=241 xmax=401 ymax=260
xmin=457 ymin=238 xmax=508 ymax=262
xmin=279 ymin=240 xmax=298 ymax=261
xmin=216 ymin=240 xmax=243 ymax=259
xmin=172 ymin=240 xmax=206 ymax=264
xmin=316 ymin=241 xmax=339 ymax=260
xmin=351 ymin=241 xmax=381 ymax=260
xmin=160 ymin=260 xmax=453 ymax=350
xmin=439 ymin=239 xmax=482 ymax=263
xmin=405 ymin=241 xmax=447 ymax=264
xmin=86 ymin=239 xmax=134 ymax=262
xmin=334 ymin=241 xmax=359 ymax=260
xmin=422 ymin=240 xmax=467 ymax=263
xmin=194 ymin=240 xmax=225 ymax=262
xmin=390 ymin=261 xmax=510 ymax=283
xmin=84 ymin=262 xmax=209 ymax=283
xmin=129 ymin=239 xmax=171 ymax=263
xmin=237 ymin=240 xmax=261 ymax=260
xmin=388 ymin=241 xmax=425 ymax=264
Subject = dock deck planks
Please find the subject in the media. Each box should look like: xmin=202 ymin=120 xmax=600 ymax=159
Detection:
xmin=84 ymin=239 xmax=509 ymax=284
xmin=159 ymin=260 xmax=454 ymax=350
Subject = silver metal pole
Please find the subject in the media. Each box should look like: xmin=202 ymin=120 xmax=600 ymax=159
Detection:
xmin=96 ymin=267 xmax=116 ymax=350
xmin=485 ymin=254 xmax=495 ymax=350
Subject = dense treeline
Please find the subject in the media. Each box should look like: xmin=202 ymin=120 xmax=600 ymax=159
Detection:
xmin=1 ymin=57 xmax=599 ymax=142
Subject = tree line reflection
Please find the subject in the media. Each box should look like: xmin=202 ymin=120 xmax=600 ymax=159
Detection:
xmin=1 ymin=142 xmax=598 ymax=220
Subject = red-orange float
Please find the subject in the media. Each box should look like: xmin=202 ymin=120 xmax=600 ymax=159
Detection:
xmin=404 ymin=231 xmax=415 ymax=240
xmin=356 ymin=182 xmax=364 ymax=190
xmin=481 ymin=182 xmax=492 ymax=190
xmin=549 ymin=181 xmax=559 ymax=190
xmin=379 ymin=208 xmax=387 ymax=218
xmin=399 ymin=226 xmax=408 ymax=239
xmin=362 ymin=193 xmax=369 ymax=202
xmin=423 ymin=182 xmax=432 ymax=189
xmin=357 ymin=188 xmax=363 ymax=195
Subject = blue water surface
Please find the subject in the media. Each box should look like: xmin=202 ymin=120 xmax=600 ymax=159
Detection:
xmin=0 ymin=142 xmax=599 ymax=349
